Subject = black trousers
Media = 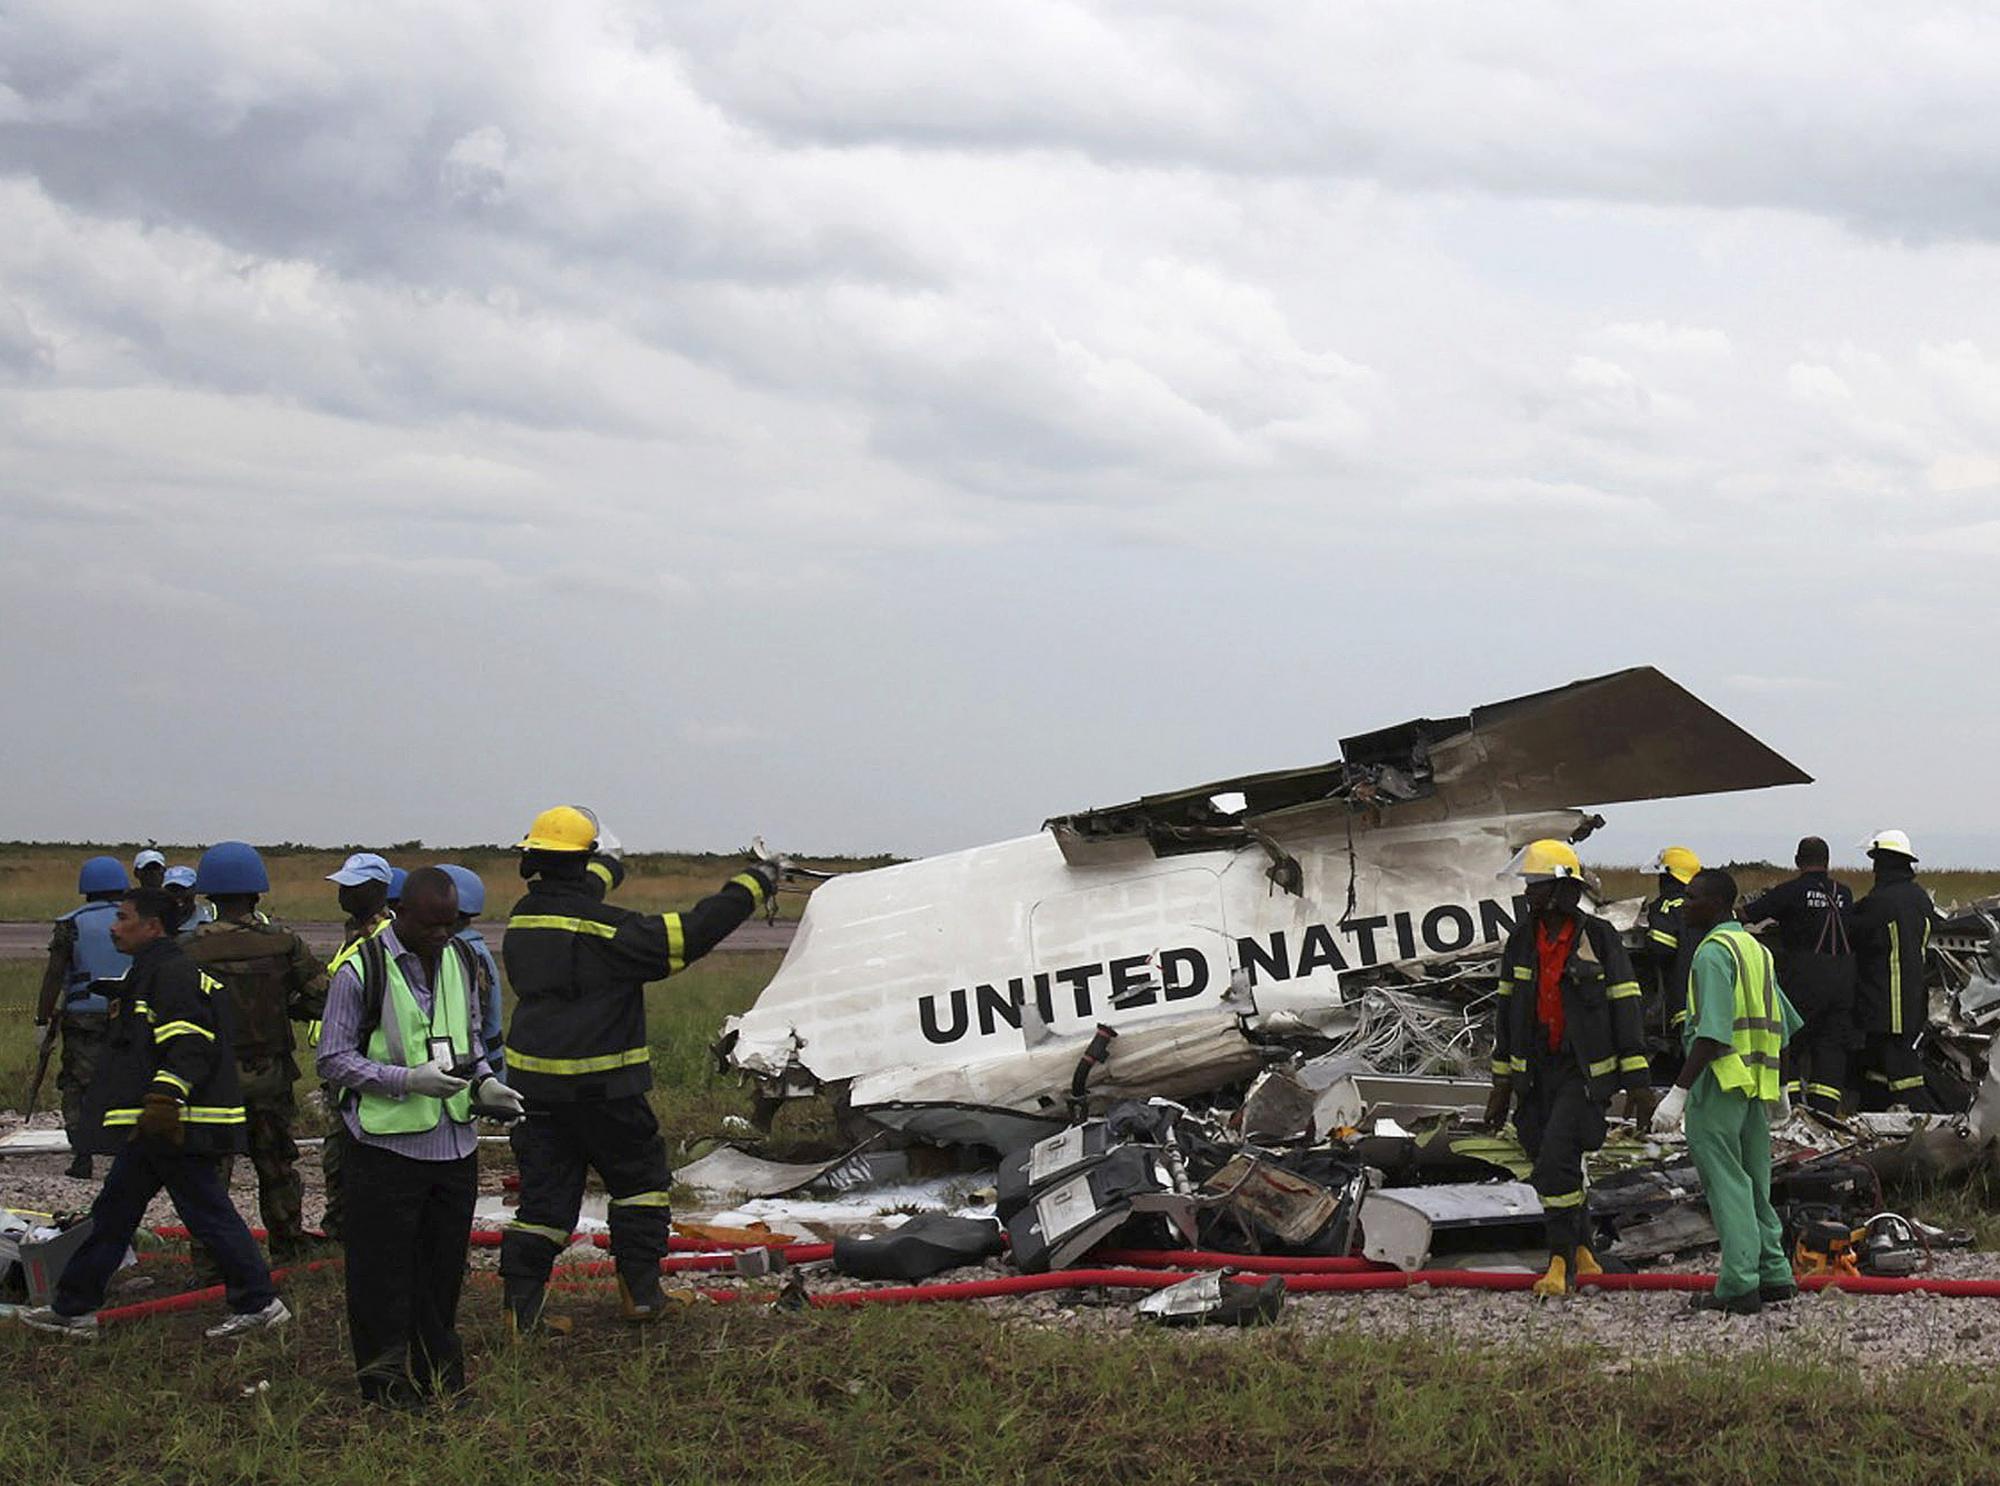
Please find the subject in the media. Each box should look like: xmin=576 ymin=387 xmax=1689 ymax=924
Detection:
xmin=55 ymin=1142 xmax=276 ymax=1317
xmin=1791 ymin=1011 xmax=1851 ymax=1116
xmin=343 ymin=1141 xmax=477 ymax=1405
xmin=1516 ymin=1055 xmax=1605 ymax=1258
xmin=1858 ymin=1032 xmax=1939 ymax=1113
xmin=499 ymin=1096 xmax=672 ymax=1284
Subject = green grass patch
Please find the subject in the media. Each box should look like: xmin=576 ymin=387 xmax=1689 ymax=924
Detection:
xmin=5 ymin=1268 xmax=2000 ymax=1484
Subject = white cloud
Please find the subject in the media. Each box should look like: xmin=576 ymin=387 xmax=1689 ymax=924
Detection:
xmin=3 ymin=3 xmax=2000 ymax=859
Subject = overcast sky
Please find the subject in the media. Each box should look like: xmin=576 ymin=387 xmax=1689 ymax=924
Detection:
xmin=3 ymin=3 xmax=1998 ymax=868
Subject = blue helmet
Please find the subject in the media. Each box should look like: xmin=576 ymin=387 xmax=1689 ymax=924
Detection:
xmin=387 ymin=866 xmax=408 ymax=904
xmin=77 ymin=856 xmax=128 ymax=896
xmin=437 ymin=864 xmax=485 ymax=916
xmin=195 ymin=841 xmax=270 ymax=896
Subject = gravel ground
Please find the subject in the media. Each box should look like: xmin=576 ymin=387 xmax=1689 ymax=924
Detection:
xmin=0 ymin=1109 xmax=515 ymax=1230
xmin=16 ymin=1103 xmax=2000 ymax=1370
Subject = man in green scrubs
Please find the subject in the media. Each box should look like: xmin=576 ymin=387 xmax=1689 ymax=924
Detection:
xmin=1650 ymin=867 xmax=1802 ymax=1314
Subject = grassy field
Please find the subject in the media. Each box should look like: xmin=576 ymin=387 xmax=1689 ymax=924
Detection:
xmin=0 ymin=843 xmax=897 ymax=924
xmin=8 ymin=1276 xmax=2000 ymax=1485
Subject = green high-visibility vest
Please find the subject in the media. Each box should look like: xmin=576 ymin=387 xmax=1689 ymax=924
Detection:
xmin=358 ymin=942 xmax=476 ymax=1136
xmin=1686 ymin=926 xmax=1785 ymax=1102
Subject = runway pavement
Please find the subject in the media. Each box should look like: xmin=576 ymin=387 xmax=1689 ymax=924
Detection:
xmin=0 ymin=917 xmax=799 ymax=959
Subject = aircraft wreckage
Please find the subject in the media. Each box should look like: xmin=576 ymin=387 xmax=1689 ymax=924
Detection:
xmin=719 ymin=666 xmax=1812 ymax=1149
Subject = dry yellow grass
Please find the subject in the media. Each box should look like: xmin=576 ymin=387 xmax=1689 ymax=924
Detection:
xmin=0 ymin=842 xmax=896 ymax=922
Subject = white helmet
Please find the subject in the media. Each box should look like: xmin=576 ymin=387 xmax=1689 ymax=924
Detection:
xmin=1862 ymin=829 xmax=1916 ymax=861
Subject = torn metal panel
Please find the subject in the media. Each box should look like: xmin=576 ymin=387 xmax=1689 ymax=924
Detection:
xmin=1360 ymin=1182 xmax=1544 ymax=1272
xmin=722 ymin=668 xmax=1812 ymax=1144
xmin=1312 ymin=1074 xmax=1493 ymax=1136
xmin=674 ymin=1143 xmax=878 ymax=1202
xmin=1200 ymin=1154 xmax=1341 ymax=1248
xmin=1136 ymin=1270 xmax=1286 ymax=1327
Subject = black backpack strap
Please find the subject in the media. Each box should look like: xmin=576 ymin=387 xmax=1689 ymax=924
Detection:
xmin=352 ymin=934 xmax=391 ymax=1056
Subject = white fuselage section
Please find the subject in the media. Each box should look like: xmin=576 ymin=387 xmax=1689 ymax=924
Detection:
xmin=724 ymin=805 xmax=1587 ymax=1131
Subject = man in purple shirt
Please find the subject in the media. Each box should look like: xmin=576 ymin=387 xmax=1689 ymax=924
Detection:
xmin=317 ymin=867 xmax=524 ymax=1408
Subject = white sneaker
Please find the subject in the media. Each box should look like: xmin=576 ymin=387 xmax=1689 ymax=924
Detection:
xmin=204 ymin=1298 xmax=291 ymax=1340
xmin=19 ymin=1306 xmax=98 ymax=1342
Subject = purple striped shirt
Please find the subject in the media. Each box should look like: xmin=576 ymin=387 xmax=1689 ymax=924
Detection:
xmin=315 ymin=922 xmax=489 ymax=1161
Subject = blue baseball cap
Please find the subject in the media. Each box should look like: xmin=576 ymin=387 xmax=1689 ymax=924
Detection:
xmin=326 ymin=852 xmax=393 ymax=887
xmin=162 ymin=865 xmax=198 ymax=889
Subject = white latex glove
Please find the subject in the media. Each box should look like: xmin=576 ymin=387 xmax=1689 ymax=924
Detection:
xmin=1772 ymin=1087 xmax=1793 ymax=1123
xmin=1650 ymin=1084 xmax=1688 ymax=1135
xmin=406 ymin=1060 xmax=470 ymax=1099
xmin=475 ymin=1076 xmax=526 ymax=1116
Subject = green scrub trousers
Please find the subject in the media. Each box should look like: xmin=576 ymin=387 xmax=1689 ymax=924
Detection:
xmin=1685 ymin=1073 xmax=1791 ymax=1299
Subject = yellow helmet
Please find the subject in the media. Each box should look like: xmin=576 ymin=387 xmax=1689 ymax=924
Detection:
xmin=516 ymin=805 xmax=600 ymax=853
xmin=1645 ymin=846 xmax=1701 ymax=885
xmin=1498 ymin=839 xmax=1584 ymax=881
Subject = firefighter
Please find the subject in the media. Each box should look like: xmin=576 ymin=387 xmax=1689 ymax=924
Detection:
xmin=437 ymin=864 xmax=504 ymax=1079
xmin=1652 ymin=868 xmax=1801 ymax=1313
xmin=36 ymin=856 xmax=132 ymax=1179
xmin=1633 ymin=846 xmax=1700 ymax=1080
xmin=318 ymin=851 xmax=396 ymax=1242
xmin=1740 ymin=837 xmax=1855 ymax=1116
xmin=497 ymin=806 xmax=784 ymax=1331
xmin=1483 ymin=839 xmax=1649 ymax=1298
xmin=1846 ymin=830 xmax=1938 ymax=1112
xmin=19 ymin=887 xmax=290 ymax=1341
xmin=184 ymin=841 xmax=329 ymax=1262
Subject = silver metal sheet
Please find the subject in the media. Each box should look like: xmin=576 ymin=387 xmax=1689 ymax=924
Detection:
xmin=1360 ymin=1181 xmax=1543 ymax=1272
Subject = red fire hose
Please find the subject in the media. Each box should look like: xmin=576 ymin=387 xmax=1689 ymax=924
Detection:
xmin=96 ymin=1260 xmax=344 ymax=1327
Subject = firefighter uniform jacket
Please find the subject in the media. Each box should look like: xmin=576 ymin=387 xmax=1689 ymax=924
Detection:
xmin=80 ymin=936 xmax=248 ymax=1157
xmin=502 ymin=865 xmax=775 ymax=1103
xmin=1847 ymin=865 xmax=1936 ymax=1038
xmin=1493 ymin=911 xmax=1649 ymax=1102
xmin=1741 ymin=871 xmax=1856 ymax=1020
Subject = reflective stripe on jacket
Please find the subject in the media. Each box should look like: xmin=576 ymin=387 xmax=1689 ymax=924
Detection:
xmin=1492 ymin=910 xmax=1648 ymax=1102
xmin=1687 ymin=926 xmax=1785 ymax=1102
xmin=502 ymin=867 xmax=769 ymax=1103
xmin=359 ymin=939 xmax=477 ymax=1135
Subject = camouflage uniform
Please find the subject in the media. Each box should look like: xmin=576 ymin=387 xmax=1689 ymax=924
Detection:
xmin=185 ymin=910 xmax=327 ymax=1266
xmin=319 ymin=910 xmax=390 ymax=1243
xmin=37 ymin=918 xmax=111 ymax=1167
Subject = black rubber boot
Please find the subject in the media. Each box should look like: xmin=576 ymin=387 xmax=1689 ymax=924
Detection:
xmin=1688 ymin=1290 xmax=1762 ymax=1315
xmin=503 ymin=1276 xmax=569 ymax=1337
xmin=616 ymin=1263 xmax=666 ymax=1324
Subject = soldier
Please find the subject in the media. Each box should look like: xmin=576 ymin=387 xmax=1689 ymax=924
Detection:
xmin=185 ymin=841 xmax=328 ymax=1263
xmin=164 ymin=865 xmax=215 ymax=935
xmin=438 ymin=864 xmax=504 ymax=1078
xmin=320 ymin=852 xmax=394 ymax=1243
xmin=37 ymin=856 xmax=132 ymax=1179
xmin=132 ymin=848 xmax=167 ymax=892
